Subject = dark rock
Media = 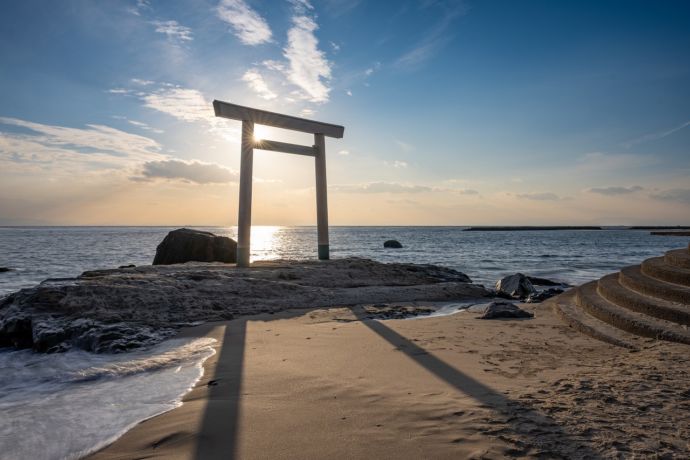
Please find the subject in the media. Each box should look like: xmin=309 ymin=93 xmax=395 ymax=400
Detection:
xmin=0 ymin=313 xmax=33 ymax=348
xmin=495 ymin=273 xmax=537 ymax=300
xmin=0 ymin=267 xmax=11 ymax=273
xmin=153 ymin=228 xmax=237 ymax=265
xmin=478 ymin=301 xmax=534 ymax=319
xmin=526 ymin=276 xmax=564 ymax=287
xmin=118 ymin=264 xmax=136 ymax=269
xmin=525 ymin=288 xmax=565 ymax=303
xmin=383 ymin=240 xmax=403 ymax=249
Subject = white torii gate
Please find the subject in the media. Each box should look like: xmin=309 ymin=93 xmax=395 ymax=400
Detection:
xmin=213 ymin=100 xmax=345 ymax=268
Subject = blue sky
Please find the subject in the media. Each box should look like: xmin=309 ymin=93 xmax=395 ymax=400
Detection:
xmin=0 ymin=0 xmax=689 ymax=225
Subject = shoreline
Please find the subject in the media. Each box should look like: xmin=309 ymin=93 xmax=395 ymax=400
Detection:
xmin=89 ymin=300 xmax=690 ymax=459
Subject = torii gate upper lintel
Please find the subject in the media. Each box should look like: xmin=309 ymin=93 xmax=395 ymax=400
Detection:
xmin=213 ymin=100 xmax=345 ymax=267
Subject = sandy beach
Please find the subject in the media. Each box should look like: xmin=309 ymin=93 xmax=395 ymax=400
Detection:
xmin=89 ymin=298 xmax=690 ymax=459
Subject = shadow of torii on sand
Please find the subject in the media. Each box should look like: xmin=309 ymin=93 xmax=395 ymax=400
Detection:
xmin=194 ymin=309 xmax=598 ymax=459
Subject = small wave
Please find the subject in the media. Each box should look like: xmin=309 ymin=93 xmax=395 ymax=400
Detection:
xmin=72 ymin=337 xmax=216 ymax=382
xmin=0 ymin=337 xmax=216 ymax=460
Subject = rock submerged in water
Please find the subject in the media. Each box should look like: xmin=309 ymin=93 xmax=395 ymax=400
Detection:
xmin=0 ymin=267 xmax=11 ymax=273
xmin=153 ymin=228 xmax=237 ymax=265
xmin=478 ymin=301 xmax=534 ymax=319
xmin=495 ymin=273 xmax=536 ymax=300
xmin=384 ymin=240 xmax=403 ymax=249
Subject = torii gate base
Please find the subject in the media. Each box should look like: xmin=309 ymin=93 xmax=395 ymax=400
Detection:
xmin=214 ymin=100 xmax=345 ymax=268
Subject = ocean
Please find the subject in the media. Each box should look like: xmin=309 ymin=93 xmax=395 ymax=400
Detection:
xmin=0 ymin=226 xmax=687 ymax=459
xmin=1 ymin=226 xmax=687 ymax=295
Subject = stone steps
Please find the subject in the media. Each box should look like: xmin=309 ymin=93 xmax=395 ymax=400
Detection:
xmin=576 ymin=281 xmax=690 ymax=345
xmin=597 ymin=273 xmax=690 ymax=326
xmin=551 ymin=291 xmax=639 ymax=350
xmin=552 ymin=245 xmax=690 ymax=347
xmin=620 ymin=265 xmax=690 ymax=304
xmin=665 ymin=248 xmax=690 ymax=269
xmin=641 ymin=256 xmax=690 ymax=287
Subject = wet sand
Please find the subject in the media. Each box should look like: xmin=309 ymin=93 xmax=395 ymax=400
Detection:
xmin=89 ymin=300 xmax=690 ymax=459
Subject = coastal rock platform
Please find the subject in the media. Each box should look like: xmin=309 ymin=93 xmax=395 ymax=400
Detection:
xmin=0 ymin=258 xmax=489 ymax=353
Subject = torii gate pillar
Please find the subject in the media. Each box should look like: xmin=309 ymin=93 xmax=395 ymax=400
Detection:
xmin=214 ymin=100 xmax=345 ymax=267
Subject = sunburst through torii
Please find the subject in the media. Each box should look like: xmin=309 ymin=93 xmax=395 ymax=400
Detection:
xmin=213 ymin=100 xmax=345 ymax=267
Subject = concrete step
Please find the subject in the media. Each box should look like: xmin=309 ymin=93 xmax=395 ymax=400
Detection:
xmin=619 ymin=265 xmax=690 ymax=304
xmin=665 ymin=248 xmax=690 ymax=269
xmin=641 ymin=256 xmax=690 ymax=287
xmin=576 ymin=282 xmax=690 ymax=345
xmin=598 ymin=273 xmax=690 ymax=326
xmin=551 ymin=291 xmax=639 ymax=350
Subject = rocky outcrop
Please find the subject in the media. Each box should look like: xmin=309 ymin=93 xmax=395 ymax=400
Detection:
xmin=495 ymin=273 xmax=536 ymax=300
xmin=0 ymin=258 xmax=488 ymax=353
xmin=153 ymin=228 xmax=237 ymax=265
xmin=478 ymin=301 xmax=534 ymax=319
xmin=383 ymin=240 xmax=403 ymax=249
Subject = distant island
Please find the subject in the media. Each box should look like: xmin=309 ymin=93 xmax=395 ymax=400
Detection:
xmin=464 ymin=226 xmax=690 ymax=231
xmin=463 ymin=226 xmax=602 ymax=231
xmin=630 ymin=226 xmax=690 ymax=230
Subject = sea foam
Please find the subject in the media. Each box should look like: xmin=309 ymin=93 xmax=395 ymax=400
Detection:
xmin=0 ymin=337 xmax=216 ymax=460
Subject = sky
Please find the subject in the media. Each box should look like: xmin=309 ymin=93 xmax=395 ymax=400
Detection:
xmin=0 ymin=0 xmax=689 ymax=226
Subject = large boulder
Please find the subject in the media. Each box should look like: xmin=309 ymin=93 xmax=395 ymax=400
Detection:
xmin=384 ymin=239 xmax=403 ymax=248
xmin=153 ymin=228 xmax=237 ymax=265
xmin=495 ymin=273 xmax=536 ymax=300
xmin=478 ymin=301 xmax=534 ymax=319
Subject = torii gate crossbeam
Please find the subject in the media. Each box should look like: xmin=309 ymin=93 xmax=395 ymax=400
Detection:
xmin=213 ymin=100 xmax=345 ymax=267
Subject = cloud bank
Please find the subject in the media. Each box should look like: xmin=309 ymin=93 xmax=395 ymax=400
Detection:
xmin=135 ymin=159 xmax=238 ymax=184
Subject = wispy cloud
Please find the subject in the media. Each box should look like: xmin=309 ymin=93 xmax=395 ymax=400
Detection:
xmin=134 ymin=159 xmax=238 ymax=184
xmin=110 ymin=82 xmax=238 ymax=141
xmin=322 ymin=0 xmax=362 ymax=17
xmin=282 ymin=3 xmax=333 ymax=103
xmin=514 ymin=192 xmax=562 ymax=201
xmin=217 ymin=0 xmax=272 ymax=46
xmin=338 ymin=149 xmax=350 ymax=155
xmin=576 ymin=152 xmax=656 ymax=172
xmin=586 ymin=185 xmax=644 ymax=196
xmin=331 ymin=182 xmax=433 ymax=194
xmin=241 ymin=69 xmax=278 ymax=100
xmin=623 ymin=120 xmax=690 ymax=148
xmin=127 ymin=0 xmax=151 ymax=16
xmin=142 ymin=87 xmax=211 ymax=123
xmin=394 ymin=0 xmax=467 ymax=70
xmin=150 ymin=20 xmax=193 ymax=43
xmin=0 ymin=117 xmax=163 ymax=174
xmin=649 ymin=188 xmax=690 ymax=204
xmin=330 ymin=181 xmax=478 ymax=195
xmin=131 ymin=78 xmax=155 ymax=86
xmin=125 ymin=119 xmax=164 ymax=134
xmin=395 ymin=139 xmax=414 ymax=152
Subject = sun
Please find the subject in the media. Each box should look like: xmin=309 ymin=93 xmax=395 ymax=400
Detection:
xmin=253 ymin=125 xmax=269 ymax=143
